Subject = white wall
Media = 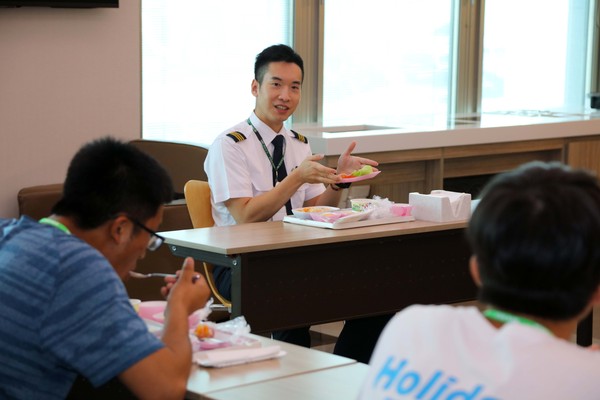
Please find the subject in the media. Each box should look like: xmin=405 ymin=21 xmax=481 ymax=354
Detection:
xmin=0 ymin=1 xmax=140 ymax=218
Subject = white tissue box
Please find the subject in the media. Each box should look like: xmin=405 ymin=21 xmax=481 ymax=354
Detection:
xmin=409 ymin=190 xmax=472 ymax=222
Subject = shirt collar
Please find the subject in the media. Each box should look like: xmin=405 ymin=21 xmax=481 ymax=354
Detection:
xmin=250 ymin=112 xmax=290 ymax=145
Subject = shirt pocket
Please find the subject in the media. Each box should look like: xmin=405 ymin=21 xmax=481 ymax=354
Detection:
xmin=251 ymin=179 xmax=274 ymax=197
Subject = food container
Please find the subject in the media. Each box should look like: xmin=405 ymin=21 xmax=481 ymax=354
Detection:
xmin=291 ymin=206 xmax=339 ymax=219
xmin=138 ymin=301 xmax=166 ymax=321
xmin=390 ymin=203 xmax=413 ymax=217
xmin=350 ymin=198 xmax=375 ymax=212
xmin=310 ymin=209 xmax=356 ymax=223
xmin=138 ymin=300 xmax=199 ymax=328
xmin=129 ymin=298 xmax=141 ymax=312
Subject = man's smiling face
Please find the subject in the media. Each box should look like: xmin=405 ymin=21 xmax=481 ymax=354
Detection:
xmin=252 ymin=61 xmax=302 ymax=132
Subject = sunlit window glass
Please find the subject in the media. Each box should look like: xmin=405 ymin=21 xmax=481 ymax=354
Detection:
xmin=323 ymin=0 xmax=456 ymax=128
xmin=481 ymin=0 xmax=591 ymax=114
xmin=142 ymin=1 xmax=292 ymax=146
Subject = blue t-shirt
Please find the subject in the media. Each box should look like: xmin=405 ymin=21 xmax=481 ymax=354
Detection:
xmin=0 ymin=216 xmax=164 ymax=399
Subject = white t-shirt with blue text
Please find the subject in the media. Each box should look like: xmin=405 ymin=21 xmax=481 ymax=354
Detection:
xmin=359 ymin=305 xmax=600 ymax=400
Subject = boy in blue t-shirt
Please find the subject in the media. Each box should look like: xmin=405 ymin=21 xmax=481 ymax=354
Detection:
xmin=0 ymin=137 xmax=210 ymax=399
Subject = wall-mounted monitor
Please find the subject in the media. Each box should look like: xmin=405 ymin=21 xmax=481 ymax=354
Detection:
xmin=0 ymin=0 xmax=118 ymax=7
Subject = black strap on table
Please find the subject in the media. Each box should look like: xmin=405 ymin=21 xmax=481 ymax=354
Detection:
xmin=271 ymin=135 xmax=293 ymax=215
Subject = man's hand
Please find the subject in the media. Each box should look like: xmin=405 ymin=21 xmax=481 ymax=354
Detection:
xmin=336 ymin=141 xmax=378 ymax=175
xmin=293 ymin=154 xmax=339 ymax=185
xmin=121 ymin=257 xmax=210 ymax=399
xmin=161 ymin=257 xmax=209 ymax=315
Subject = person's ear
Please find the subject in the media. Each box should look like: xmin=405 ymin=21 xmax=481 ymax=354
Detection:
xmin=469 ymin=255 xmax=482 ymax=287
xmin=109 ymin=215 xmax=131 ymax=246
xmin=251 ymin=79 xmax=259 ymax=97
xmin=589 ymin=284 xmax=600 ymax=306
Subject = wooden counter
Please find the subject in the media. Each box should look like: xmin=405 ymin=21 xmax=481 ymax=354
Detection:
xmin=295 ymin=114 xmax=600 ymax=202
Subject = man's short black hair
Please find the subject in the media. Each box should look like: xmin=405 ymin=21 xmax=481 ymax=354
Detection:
xmin=254 ymin=44 xmax=304 ymax=84
xmin=52 ymin=137 xmax=173 ymax=229
xmin=467 ymin=161 xmax=600 ymax=320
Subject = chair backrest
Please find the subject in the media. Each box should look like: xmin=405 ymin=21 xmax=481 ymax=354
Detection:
xmin=183 ymin=180 xmax=214 ymax=228
xmin=183 ymin=179 xmax=231 ymax=309
xmin=130 ymin=139 xmax=208 ymax=199
xmin=18 ymin=183 xmax=63 ymax=219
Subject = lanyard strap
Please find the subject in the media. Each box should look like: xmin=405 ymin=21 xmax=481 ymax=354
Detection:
xmin=39 ymin=217 xmax=71 ymax=235
xmin=247 ymin=118 xmax=285 ymax=176
xmin=483 ymin=309 xmax=550 ymax=334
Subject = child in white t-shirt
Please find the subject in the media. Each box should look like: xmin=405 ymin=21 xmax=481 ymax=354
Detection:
xmin=359 ymin=161 xmax=600 ymax=400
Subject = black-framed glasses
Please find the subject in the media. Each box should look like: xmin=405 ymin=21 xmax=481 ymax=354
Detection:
xmin=128 ymin=217 xmax=165 ymax=251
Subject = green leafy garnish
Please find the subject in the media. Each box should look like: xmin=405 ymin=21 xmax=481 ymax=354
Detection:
xmin=351 ymin=165 xmax=373 ymax=177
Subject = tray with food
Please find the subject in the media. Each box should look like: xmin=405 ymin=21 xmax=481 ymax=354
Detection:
xmin=191 ymin=316 xmax=285 ymax=367
xmin=283 ymin=213 xmax=414 ymax=229
xmin=285 ymin=198 xmax=415 ymax=229
xmin=140 ymin=300 xmax=285 ymax=368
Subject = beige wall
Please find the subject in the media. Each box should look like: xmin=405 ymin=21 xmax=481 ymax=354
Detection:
xmin=0 ymin=1 xmax=140 ymax=218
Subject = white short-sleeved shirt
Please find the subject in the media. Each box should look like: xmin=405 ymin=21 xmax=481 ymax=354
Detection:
xmin=358 ymin=305 xmax=600 ymax=400
xmin=205 ymin=113 xmax=326 ymax=226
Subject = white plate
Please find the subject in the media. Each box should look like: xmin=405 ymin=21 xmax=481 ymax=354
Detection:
xmin=291 ymin=206 xmax=339 ymax=220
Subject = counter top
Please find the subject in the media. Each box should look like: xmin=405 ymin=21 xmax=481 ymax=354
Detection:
xmin=294 ymin=112 xmax=600 ymax=155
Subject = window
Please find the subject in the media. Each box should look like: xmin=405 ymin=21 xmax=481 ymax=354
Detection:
xmin=481 ymin=0 xmax=592 ymax=114
xmin=141 ymin=1 xmax=599 ymax=145
xmin=142 ymin=0 xmax=292 ymax=146
xmin=322 ymin=0 xmax=457 ymax=128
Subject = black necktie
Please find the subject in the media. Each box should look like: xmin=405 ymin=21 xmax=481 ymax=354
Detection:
xmin=272 ymin=135 xmax=293 ymax=215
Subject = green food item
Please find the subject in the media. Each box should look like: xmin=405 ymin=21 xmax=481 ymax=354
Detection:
xmin=352 ymin=165 xmax=373 ymax=177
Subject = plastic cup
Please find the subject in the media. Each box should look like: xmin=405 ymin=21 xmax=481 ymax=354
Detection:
xmin=350 ymin=198 xmax=374 ymax=212
xmin=129 ymin=299 xmax=141 ymax=312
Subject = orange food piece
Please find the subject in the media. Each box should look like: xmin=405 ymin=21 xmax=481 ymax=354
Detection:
xmin=195 ymin=323 xmax=214 ymax=339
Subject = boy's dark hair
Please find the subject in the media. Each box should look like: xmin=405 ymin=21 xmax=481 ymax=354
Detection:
xmin=467 ymin=161 xmax=600 ymax=320
xmin=254 ymin=44 xmax=304 ymax=84
xmin=52 ymin=137 xmax=174 ymax=229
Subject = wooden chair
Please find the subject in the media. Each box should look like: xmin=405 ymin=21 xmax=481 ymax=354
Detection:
xmin=184 ymin=180 xmax=232 ymax=309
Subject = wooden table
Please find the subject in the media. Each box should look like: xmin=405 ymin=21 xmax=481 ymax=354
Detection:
xmin=162 ymin=219 xmax=476 ymax=333
xmin=186 ymin=335 xmax=356 ymax=399
xmin=202 ymin=362 xmax=370 ymax=400
xmin=164 ymin=218 xmax=593 ymax=346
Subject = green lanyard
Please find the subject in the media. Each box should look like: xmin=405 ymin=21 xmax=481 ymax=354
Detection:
xmin=483 ymin=309 xmax=551 ymax=334
xmin=247 ymin=118 xmax=285 ymax=180
xmin=39 ymin=217 xmax=71 ymax=235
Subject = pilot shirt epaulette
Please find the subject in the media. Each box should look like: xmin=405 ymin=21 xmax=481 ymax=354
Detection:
xmin=226 ymin=131 xmax=246 ymax=142
xmin=291 ymin=130 xmax=308 ymax=144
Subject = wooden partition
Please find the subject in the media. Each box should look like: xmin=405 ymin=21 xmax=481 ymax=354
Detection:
xmin=325 ymin=135 xmax=600 ymax=202
xmin=567 ymin=137 xmax=600 ymax=175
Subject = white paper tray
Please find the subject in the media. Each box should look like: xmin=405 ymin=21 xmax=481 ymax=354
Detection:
xmin=193 ymin=345 xmax=285 ymax=368
xmin=283 ymin=214 xmax=415 ymax=229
